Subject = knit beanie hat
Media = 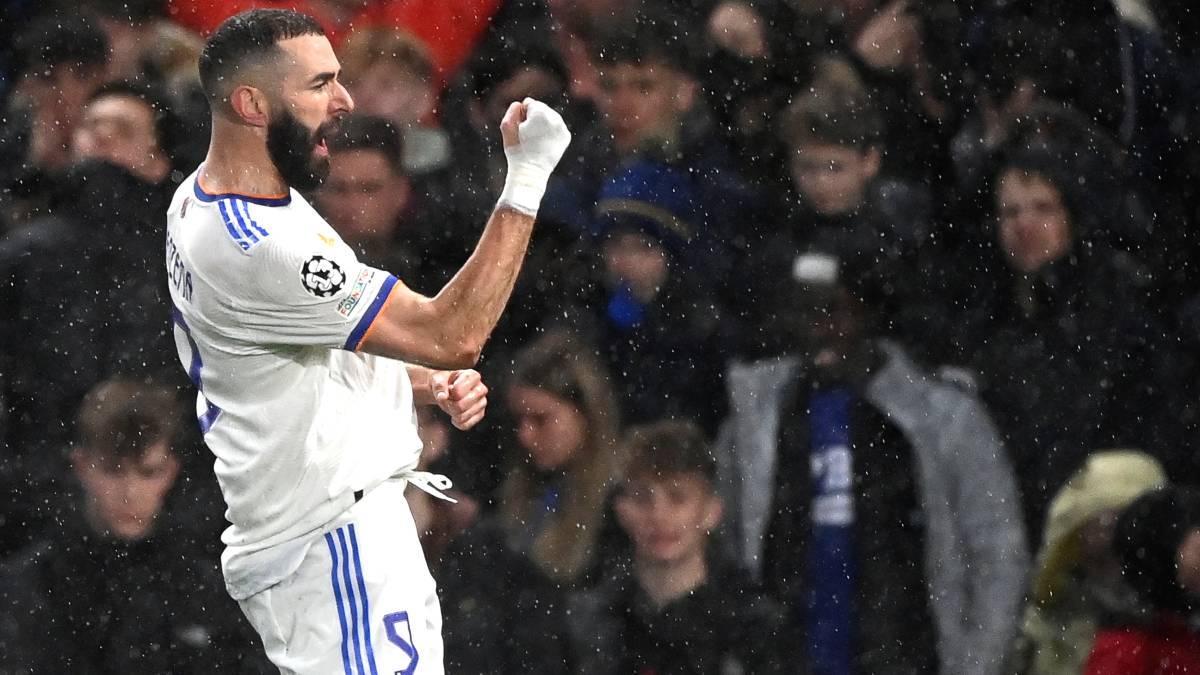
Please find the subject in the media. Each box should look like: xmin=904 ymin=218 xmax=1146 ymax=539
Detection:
xmin=592 ymin=160 xmax=698 ymax=261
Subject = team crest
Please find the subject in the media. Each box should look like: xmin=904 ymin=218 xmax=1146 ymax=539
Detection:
xmin=300 ymin=255 xmax=346 ymax=297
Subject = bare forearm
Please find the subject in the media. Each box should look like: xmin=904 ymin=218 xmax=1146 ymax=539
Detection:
xmin=427 ymin=205 xmax=535 ymax=358
xmin=356 ymin=206 xmax=536 ymax=368
xmin=406 ymin=364 xmax=436 ymax=405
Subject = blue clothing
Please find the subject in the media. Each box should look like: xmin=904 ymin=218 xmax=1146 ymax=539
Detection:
xmin=805 ymin=386 xmax=857 ymax=675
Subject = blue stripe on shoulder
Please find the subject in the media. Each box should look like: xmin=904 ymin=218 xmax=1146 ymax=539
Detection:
xmin=228 ymin=200 xmax=260 ymax=244
xmin=343 ymin=275 xmax=399 ymax=351
xmin=216 ymin=201 xmax=250 ymax=251
xmin=217 ymin=199 xmax=271 ymax=251
xmin=237 ymin=199 xmax=270 ymax=238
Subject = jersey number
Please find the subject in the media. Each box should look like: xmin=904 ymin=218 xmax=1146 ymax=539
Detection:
xmin=383 ymin=612 xmax=419 ymax=675
xmin=171 ymin=307 xmax=222 ymax=433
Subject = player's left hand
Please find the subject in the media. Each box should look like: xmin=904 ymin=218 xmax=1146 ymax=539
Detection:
xmin=432 ymin=369 xmax=489 ymax=431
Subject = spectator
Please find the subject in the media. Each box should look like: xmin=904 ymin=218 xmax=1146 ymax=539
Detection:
xmin=0 ymin=156 xmax=188 ymax=555
xmin=1 ymin=13 xmax=110 ymax=226
xmin=1010 ymin=450 xmax=1165 ymax=675
xmin=589 ymin=160 xmax=732 ymax=433
xmin=71 ymin=79 xmax=185 ymax=184
xmin=0 ymin=78 xmax=189 ymax=550
xmin=338 ymin=28 xmax=450 ymax=177
xmin=594 ymin=18 xmax=701 ymax=160
xmin=963 ymin=3 xmax=1183 ymax=198
xmin=565 ymin=10 xmax=756 ymax=249
xmin=90 ymin=0 xmax=207 ymax=158
xmin=952 ymin=142 xmax=1171 ymax=537
xmin=740 ymin=58 xmax=938 ymax=358
xmin=499 ymin=330 xmax=627 ymax=588
xmin=699 ymin=0 xmax=821 ymax=187
xmin=568 ymin=420 xmax=797 ymax=674
xmin=716 ymin=252 xmax=1027 ymax=674
xmin=844 ymin=0 xmax=969 ymax=188
xmin=91 ymin=0 xmax=194 ymax=83
xmin=315 ymin=114 xmax=460 ymax=294
xmin=0 ymin=378 xmax=267 ymax=672
xmin=351 ymin=382 xmax=571 ymax=674
xmin=1084 ymin=487 xmax=1200 ymax=674
xmin=418 ymin=398 xmax=573 ymax=675
xmin=7 ymin=13 xmax=110 ymax=174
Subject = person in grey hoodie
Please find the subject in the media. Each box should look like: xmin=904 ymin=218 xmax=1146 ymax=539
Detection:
xmin=715 ymin=250 xmax=1028 ymax=675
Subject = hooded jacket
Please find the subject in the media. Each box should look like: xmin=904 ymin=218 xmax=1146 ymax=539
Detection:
xmin=715 ymin=341 xmax=1028 ymax=674
xmin=1011 ymin=450 xmax=1165 ymax=675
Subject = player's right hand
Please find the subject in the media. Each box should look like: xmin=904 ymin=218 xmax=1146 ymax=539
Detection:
xmin=432 ymin=369 xmax=489 ymax=431
xmin=497 ymin=98 xmax=571 ymax=216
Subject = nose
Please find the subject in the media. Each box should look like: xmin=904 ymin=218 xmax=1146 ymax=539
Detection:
xmin=332 ymin=80 xmax=354 ymax=115
xmin=517 ymin=421 xmax=537 ymax=452
xmin=120 ymin=479 xmax=138 ymax=504
xmin=1012 ymin=211 xmax=1040 ymax=234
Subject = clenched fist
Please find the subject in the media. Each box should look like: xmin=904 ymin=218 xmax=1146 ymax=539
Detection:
xmin=497 ymin=98 xmax=572 ymax=217
xmin=431 ymin=369 xmax=489 ymax=431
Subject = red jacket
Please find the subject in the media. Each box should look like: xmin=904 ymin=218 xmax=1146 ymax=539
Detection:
xmin=1085 ymin=615 xmax=1200 ymax=675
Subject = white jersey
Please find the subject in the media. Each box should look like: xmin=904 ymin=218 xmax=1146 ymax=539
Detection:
xmin=165 ymin=170 xmax=422 ymax=599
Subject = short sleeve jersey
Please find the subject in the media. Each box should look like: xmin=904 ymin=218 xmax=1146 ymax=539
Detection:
xmin=165 ymin=171 xmax=422 ymax=598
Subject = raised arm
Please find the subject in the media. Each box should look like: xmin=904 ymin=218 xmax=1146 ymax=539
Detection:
xmin=358 ymin=99 xmax=570 ymax=368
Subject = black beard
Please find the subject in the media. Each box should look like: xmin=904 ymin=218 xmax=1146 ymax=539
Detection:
xmin=266 ymin=109 xmax=333 ymax=192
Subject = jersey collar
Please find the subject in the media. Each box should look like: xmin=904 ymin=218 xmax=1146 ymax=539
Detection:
xmin=193 ymin=175 xmax=292 ymax=207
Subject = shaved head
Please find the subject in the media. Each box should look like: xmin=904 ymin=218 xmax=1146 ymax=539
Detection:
xmin=199 ymin=8 xmax=325 ymax=116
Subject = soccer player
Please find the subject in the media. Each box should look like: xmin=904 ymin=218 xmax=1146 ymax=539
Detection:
xmin=164 ymin=9 xmax=571 ymax=674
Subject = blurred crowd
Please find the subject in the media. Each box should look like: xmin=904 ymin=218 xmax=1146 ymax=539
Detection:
xmin=0 ymin=0 xmax=1199 ymax=673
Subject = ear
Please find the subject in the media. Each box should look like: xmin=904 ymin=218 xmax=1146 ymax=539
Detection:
xmin=164 ymin=452 xmax=182 ymax=487
xmin=613 ymin=492 xmax=636 ymax=533
xmin=392 ymin=175 xmax=413 ymax=214
xmin=702 ymin=494 xmax=724 ymax=532
xmin=69 ymin=447 xmax=93 ymax=485
xmin=673 ymin=74 xmax=699 ymax=114
xmin=229 ymin=85 xmax=271 ymax=127
xmin=862 ymin=146 xmax=882 ymax=180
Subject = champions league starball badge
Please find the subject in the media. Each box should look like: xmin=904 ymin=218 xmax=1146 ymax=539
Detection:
xmin=300 ymin=255 xmax=346 ymax=297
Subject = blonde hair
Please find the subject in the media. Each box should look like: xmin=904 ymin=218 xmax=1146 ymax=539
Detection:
xmin=339 ymin=27 xmax=435 ymax=85
xmin=499 ymin=330 xmax=625 ymax=585
xmin=778 ymin=55 xmax=881 ymax=150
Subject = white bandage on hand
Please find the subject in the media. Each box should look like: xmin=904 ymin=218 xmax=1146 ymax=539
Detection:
xmin=497 ymin=98 xmax=572 ymax=217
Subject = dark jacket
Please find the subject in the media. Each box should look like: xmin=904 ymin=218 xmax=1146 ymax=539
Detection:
xmin=593 ymin=266 xmax=732 ymax=435
xmin=437 ymin=522 xmax=570 ymax=675
xmin=0 ymin=163 xmax=186 ymax=556
xmin=954 ymin=244 xmax=1172 ymax=536
xmin=0 ymin=505 xmax=269 ymax=674
xmin=735 ymin=179 xmax=944 ymax=361
xmin=567 ymin=565 xmax=798 ymax=675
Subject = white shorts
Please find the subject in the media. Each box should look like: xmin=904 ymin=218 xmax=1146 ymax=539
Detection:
xmin=238 ymin=479 xmax=443 ymax=675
